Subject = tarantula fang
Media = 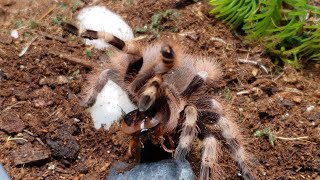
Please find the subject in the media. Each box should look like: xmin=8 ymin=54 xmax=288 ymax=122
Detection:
xmin=61 ymin=23 xmax=255 ymax=180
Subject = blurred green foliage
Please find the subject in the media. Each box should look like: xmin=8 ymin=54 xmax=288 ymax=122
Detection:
xmin=209 ymin=0 xmax=320 ymax=68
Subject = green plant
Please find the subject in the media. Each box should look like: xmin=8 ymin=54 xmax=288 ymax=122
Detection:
xmin=86 ymin=48 xmax=92 ymax=58
xmin=15 ymin=19 xmax=24 ymax=28
xmin=52 ymin=16 xmax=62 ymax=25
xmin=72 ymin=0 xmax=82 ymax=12
xmin=135 ymin=9 xmax=180 ymax=34
xmin=30 ymin=20 xmax=39 ymax=29
xmin=254 ymin=127 xmax=276 ymax=146
xmin=209 ymin=0 xmax=320 ymax=68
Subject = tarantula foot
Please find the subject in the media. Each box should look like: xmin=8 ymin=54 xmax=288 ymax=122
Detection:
xmin=80 ymin=30 xmax=99 ymax=39
xmin=60 ymin=22 xmax=79 ymax=35
xmin=79 ymin=97 xmax=95 ymax=108
xmin=241 ymin=171 xmax=254 ymax=180
xmin=81 ymin=30 xmax=125 ymax=50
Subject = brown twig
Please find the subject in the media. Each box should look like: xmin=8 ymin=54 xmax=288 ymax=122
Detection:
xmin=238 ymin=53 xmax=269 ymax=74
xmin=19 ymin=36 xmax=38 ymax=57
xmin=276 ymin=136 xmax=309 ymax=141
xmin=6 ymin=136 xmax=28 ymax=143
xmin=2 ymin=101 xmax=27 ymax=113
xmin=37 ymin=4 xmax=57 ymax=22
xmin=238 ymin=57 xmax=269 ymax=74
xmin=36 ymin=137 xmax=46 ymax=146
xmin=48 ymin=51 xmax=95 ymax=69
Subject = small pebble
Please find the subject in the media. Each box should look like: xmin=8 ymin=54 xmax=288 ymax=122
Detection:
xmin=73 ymin=118 xmax=80 ymax=123
xmin=283 ymin=74 xmax=297 ymax=83
xmin=306 ymin=105 xmax=315 ymax=112
xmin=11 ymin=144 xmax=51 ymax=166
xmin=48 ymin=164 xmax=56 ymax=170
xmin=56 ymin=75 xmax=69 ymax=85
xmin=10 ymin=29 xmax=19 ymax=39
xmin=0 ymin=112 xmax=26 ymax=134
xmin=292 ymin=96 xmax=301 ymax=103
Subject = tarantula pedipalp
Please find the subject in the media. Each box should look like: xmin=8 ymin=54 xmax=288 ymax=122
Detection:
xmin=73 ymin=27 xmax=254 ymax=179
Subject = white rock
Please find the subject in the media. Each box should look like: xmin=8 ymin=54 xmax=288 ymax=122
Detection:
xmin=10 ymin=29 xmax=19 ymax=39
xmin=77 ymin=6 xmax=134 ymax=49
xmin=88 ymin=80 xmax=136 ymax=130
xmin=78 ymin=6 xmax=136 ymax=129
xmin=306 ymin=105 xmax=315 ymax=112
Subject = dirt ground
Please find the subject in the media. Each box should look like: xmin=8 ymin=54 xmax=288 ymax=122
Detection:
xmin=0 ymin=0 xmax=319 ymax=179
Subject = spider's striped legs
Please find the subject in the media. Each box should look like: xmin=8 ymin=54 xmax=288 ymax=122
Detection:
xmin=175 ymin=105 xmax=198 ymax=160
xmin=198 ymin=98 xmax=254 ymax=180
xmin=199 ymin=135 xmax=221 ymax=180
xmin=217 ymin=116 xmax=253 ymax=180
xmin=80 ymin=30 xmax=141 ymax=56
xmin=82 ymin=69 xmax=119 ymax=107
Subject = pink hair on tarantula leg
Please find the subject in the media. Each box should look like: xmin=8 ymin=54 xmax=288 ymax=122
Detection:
xmin=175 ymin=106 xmax=199 ymax=161
xmin=217 ymin=116 xmax=254 ymax=180
xmin=200 ymin=135 xmax=222 ymax=180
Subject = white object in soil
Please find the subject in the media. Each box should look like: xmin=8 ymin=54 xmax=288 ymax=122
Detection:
xmin=77 ymin=6 xmax=134 ymax=49
xmin=10 ymin=29 xmax=19 ymax=39
xmin=88 ymin=80 xmax=136 ymax=130
xmin=78 ymin=5 xmax=136 ymax=130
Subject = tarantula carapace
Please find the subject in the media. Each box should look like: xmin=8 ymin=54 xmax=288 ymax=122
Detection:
xmin=63 ymin=23 xmax=254 ymax=180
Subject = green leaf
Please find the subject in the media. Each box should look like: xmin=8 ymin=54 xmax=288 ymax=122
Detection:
xmin=254 ymin=127 xmax=276 ymax=146
xmin=209 ymin=0 xmax=320 ymax=66
xmin=86 ymin=48 xmax=92 ymax=58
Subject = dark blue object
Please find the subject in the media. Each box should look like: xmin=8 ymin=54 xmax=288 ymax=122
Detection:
xmin=107 ymin=159 xmax=195 ymax=180
xmin=0 ymin=163 xmax=10 ymax=180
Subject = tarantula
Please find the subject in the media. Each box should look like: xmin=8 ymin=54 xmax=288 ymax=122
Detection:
xmin=62 ymin=23 xmax=254 ymax=180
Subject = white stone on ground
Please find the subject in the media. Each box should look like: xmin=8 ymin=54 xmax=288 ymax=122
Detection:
xmin=78 ymin=6 xmax=136 ymax=129
xmin=88 ymin=80 xmax=136 ymax=130
xmin=10 ymin=29 xmax=19 ymax=39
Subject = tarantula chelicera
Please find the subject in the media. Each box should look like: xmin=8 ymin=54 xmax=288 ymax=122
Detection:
xmin=62 ymin=23 xmax=254 ymax=179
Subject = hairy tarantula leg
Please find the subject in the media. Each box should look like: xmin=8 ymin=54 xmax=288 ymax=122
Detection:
xmin=154 ymin=44 xmax=176 ymax=74
xmin=60 ymin=22 xmax=140 ymax=55
xmin=130 ymin=44 xmax=176 ymax=94
xmin=81 ymin=30 xmax=125 ymax=50
xmin=81 ymin=30 xmax=141 ymax=55
xmin=200 ymin=135 xmax=221 ymax=180
xmin=197 ymin=99 xmax=253 ymax=179
xmin=217 ymin=117 xmax=253 ymax=180
xmin=196 ymin=118 xmax=222 ymax=180
xmin=181 ymin=71 xmax=208 ymax=98
xmin=82 ymin=69 xmax=119 ymax=107
xmin=175 ymin=106 xmax=198 ymax=161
